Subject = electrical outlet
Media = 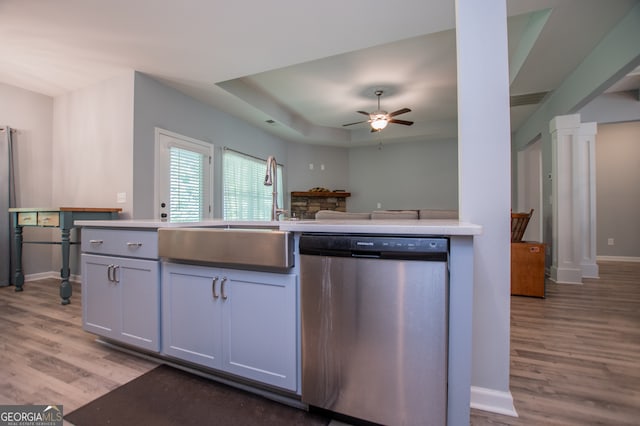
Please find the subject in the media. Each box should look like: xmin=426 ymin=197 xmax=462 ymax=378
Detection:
xmin=607 ymin=238 xmax=614 ymax=246
xmin=117 ymin=192 xmax=126 ymax=203
xmin=309 ymin=163 xmax=314 ymax=170
xmin=377 ymin=202 xmax=382 ymax=209
xmin=320 ymin=164 xmax=325 ymax=171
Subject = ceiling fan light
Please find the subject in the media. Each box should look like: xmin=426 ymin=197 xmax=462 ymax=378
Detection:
xmin=371 ymin=116 xmax=388 ymax=130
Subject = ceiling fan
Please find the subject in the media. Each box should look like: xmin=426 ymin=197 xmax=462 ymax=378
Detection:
xmin=342 ymin=90 xmax=413 ymax=132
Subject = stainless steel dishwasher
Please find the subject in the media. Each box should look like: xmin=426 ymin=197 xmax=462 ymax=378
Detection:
xmin=299 ymin=233 xmax=448 ymax=426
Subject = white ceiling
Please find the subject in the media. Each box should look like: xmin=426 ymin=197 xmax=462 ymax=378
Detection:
xmin=1 ymin=0 xmax=638 ymax=146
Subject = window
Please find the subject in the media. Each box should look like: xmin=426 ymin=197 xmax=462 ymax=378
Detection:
xmin=155 ymin=128 xmax=213 ymax=222
xmin=223 ymin=149 xmax=283 ymax=220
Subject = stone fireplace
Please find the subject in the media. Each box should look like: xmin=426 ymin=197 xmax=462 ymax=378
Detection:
xmin=290 ymin=191 xmax=351 ymax=219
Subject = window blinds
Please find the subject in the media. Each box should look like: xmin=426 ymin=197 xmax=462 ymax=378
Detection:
xmin=223 ymin=149 xmax=283 ymax=220
xmin=169 ymin=147 xmax=204 ymax=222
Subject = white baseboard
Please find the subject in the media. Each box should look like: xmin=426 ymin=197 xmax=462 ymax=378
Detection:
xmin=596 ymin=256 xmax=640 ymax=263
xmin=470 ymin=386 xmax=518 ymax=417
xmin=24 ymin=271 xmax=81 ymax=283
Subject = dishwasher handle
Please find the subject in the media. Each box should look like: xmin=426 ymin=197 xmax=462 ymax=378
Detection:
xmin=351 ymin=251 xmax=381 ymax=259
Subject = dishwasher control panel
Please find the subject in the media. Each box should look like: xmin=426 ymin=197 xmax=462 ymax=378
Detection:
xmin=352 ymin=237 xmax=447 ymax=252
xmin=299 ymin=234 xmax=448 ymax=260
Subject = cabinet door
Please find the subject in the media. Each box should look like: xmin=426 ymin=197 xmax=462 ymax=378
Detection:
xmin=118 ymin=257 xmax=160 ymax=351
xmin=82 ymin=254 xmax=119 ymax=340
xmin=162 ymin=262 xmax=223 ymax=369
xmin=221 ymin=269 xmax=298 ymax=391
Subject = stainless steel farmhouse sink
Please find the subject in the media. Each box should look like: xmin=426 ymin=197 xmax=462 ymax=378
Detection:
xmin=158 ymin=228 xmax=294 ymax=269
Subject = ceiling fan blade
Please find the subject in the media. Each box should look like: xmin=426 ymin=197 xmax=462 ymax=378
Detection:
xmin=389 ymin=119 xmax=414 ymax=126
xmin=356 ymin=110 xmax=371 ymax=116
xmin=342 ymin=120 xmax=369 ymax=127
xmin=388 ymin=108 xmax=411 ymax=117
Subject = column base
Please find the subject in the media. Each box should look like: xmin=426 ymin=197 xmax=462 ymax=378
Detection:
xmin=550 ymin=265 xmax=583 ymax=284
xmin=581 ymin=261 xmax=599 ymax=279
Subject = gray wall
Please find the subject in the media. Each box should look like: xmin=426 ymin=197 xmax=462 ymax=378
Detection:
xmin=285 ymin=142 xmax=349 ymax=193
xmin=347 ymin=139 xmax=458 ymax=212
xmin=133 ymin=73 xmax=289 ymax=219
xmin=595 ymin=121 xmax=640 ymax=258
xmin=52 ymin=72 xmax=135 ymax=276
xmin=0 ymin=83 xmax=54 ymax=277
xmin=53 ymin=72 xmax=135 ymax=215
xmin=579 ymin=86 xmax=640 ymax=259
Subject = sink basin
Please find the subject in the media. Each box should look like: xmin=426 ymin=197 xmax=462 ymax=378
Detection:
xmin=158 ymin=228 xmax=293 ymax=269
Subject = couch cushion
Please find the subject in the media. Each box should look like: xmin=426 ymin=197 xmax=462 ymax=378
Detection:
xmin=371 ymin=210 xmax=419 ymax=220
xmin=418 ymin=209 xmax=458 ymax=219
xmin=315 ymin=210 xmax=371 ymax=220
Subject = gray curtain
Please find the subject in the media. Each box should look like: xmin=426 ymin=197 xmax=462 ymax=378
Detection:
xmin=1 ymin=126 xmax=16 ymax=286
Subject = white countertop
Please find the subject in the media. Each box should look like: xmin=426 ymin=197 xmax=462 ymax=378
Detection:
xmin=74 ymin=219 xmax=482 ymax=236
xmin=74 ymin=219 xmax=280 ymax=228
xmin=279 ymin=219 xmax=482 ymax=235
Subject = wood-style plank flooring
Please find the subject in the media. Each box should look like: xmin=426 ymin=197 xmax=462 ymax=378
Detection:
xmin=0 ymin=278 xmax=158 ymax=418
xmin=0 ymin=261 xmax=638 ymax=425
xmin=472 ymin=261 xmax=640 ymax=425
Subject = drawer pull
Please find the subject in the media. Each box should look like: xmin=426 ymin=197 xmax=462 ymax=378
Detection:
xmin=89 ymin=239 xmax=104 ymax=244
xmin=127 ymin=242 xmax=143 ymax=248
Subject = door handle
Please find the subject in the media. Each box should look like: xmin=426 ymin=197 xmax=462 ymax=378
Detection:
xmin=212 ymin=276 xmax=219 ymax=299
xmin=221 ymin=277 xmax=228 ymax=300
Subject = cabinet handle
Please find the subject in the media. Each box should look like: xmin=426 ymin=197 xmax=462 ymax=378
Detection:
xmin=90 ymin=239 xmax=104 ymax=244
xmin=212 ymin=276 xmax=219 ymax=299
xmin=107 ymin=264 xmax=114 ymax=282
xmin=113 ymin=265 xmax=120 ymax=283
xmin=221 ymin=277 xmax=228 ymax=300
xmin=127 ymin=242 xmax=143 ymax=248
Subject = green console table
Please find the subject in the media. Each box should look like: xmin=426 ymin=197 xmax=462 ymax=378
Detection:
xmin=8 ymin=207 xmax=122 ymax=305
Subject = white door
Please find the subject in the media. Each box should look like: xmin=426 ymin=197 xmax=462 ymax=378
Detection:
xmin=517 ymin=138 xmax=542 ymax=242
xmin=155 ymin=128 xmax=213 ymax=221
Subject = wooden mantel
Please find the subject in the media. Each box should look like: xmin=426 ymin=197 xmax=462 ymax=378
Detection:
xmin=291 ymin=191 xmax=351 ymax=197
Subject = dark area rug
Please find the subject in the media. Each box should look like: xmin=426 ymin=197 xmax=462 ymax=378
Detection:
xmin=64 ymin=364 xmax=330 ymax=426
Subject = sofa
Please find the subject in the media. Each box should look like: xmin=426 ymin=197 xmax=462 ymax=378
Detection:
xmin=315 ymin=209 xmax=458 ymax=220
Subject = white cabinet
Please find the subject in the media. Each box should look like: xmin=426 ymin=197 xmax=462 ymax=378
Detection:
xmin=81 ymin=229 xmax=160 ymax=352
xmin=162 ymin=262 xmax=298 ymax=391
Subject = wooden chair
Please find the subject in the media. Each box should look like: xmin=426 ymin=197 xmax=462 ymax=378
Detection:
xmin=511 ymin=209 xmax=533 ymax=242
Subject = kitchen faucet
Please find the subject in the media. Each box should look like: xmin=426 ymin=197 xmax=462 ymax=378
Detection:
xmin=264 ymin=156 xmax=286 ymax=221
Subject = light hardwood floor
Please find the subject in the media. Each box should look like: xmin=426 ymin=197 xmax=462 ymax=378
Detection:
xmin=0 ymin=261 xmax=638 ymax=425
xmin=472 ymin=261 xmax=640 ymax=425
xmin=0 ymin=278 xmax=158 ymax=414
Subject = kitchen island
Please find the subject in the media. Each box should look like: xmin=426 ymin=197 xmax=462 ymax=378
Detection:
xmin=75 ymin=218 xmax=481 ymax=426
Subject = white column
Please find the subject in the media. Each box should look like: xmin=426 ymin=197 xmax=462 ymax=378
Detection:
xmin=577 ymin=122 xmax=599 ymax=278
xmin=456 ymin=0 xmax=516 ymax=420
xmin=549 ymin=114 xmax=583 ymax=284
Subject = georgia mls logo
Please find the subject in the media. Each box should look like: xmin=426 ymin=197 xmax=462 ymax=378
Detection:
xmin=0 ymin=405 xmax=63 ymax=426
